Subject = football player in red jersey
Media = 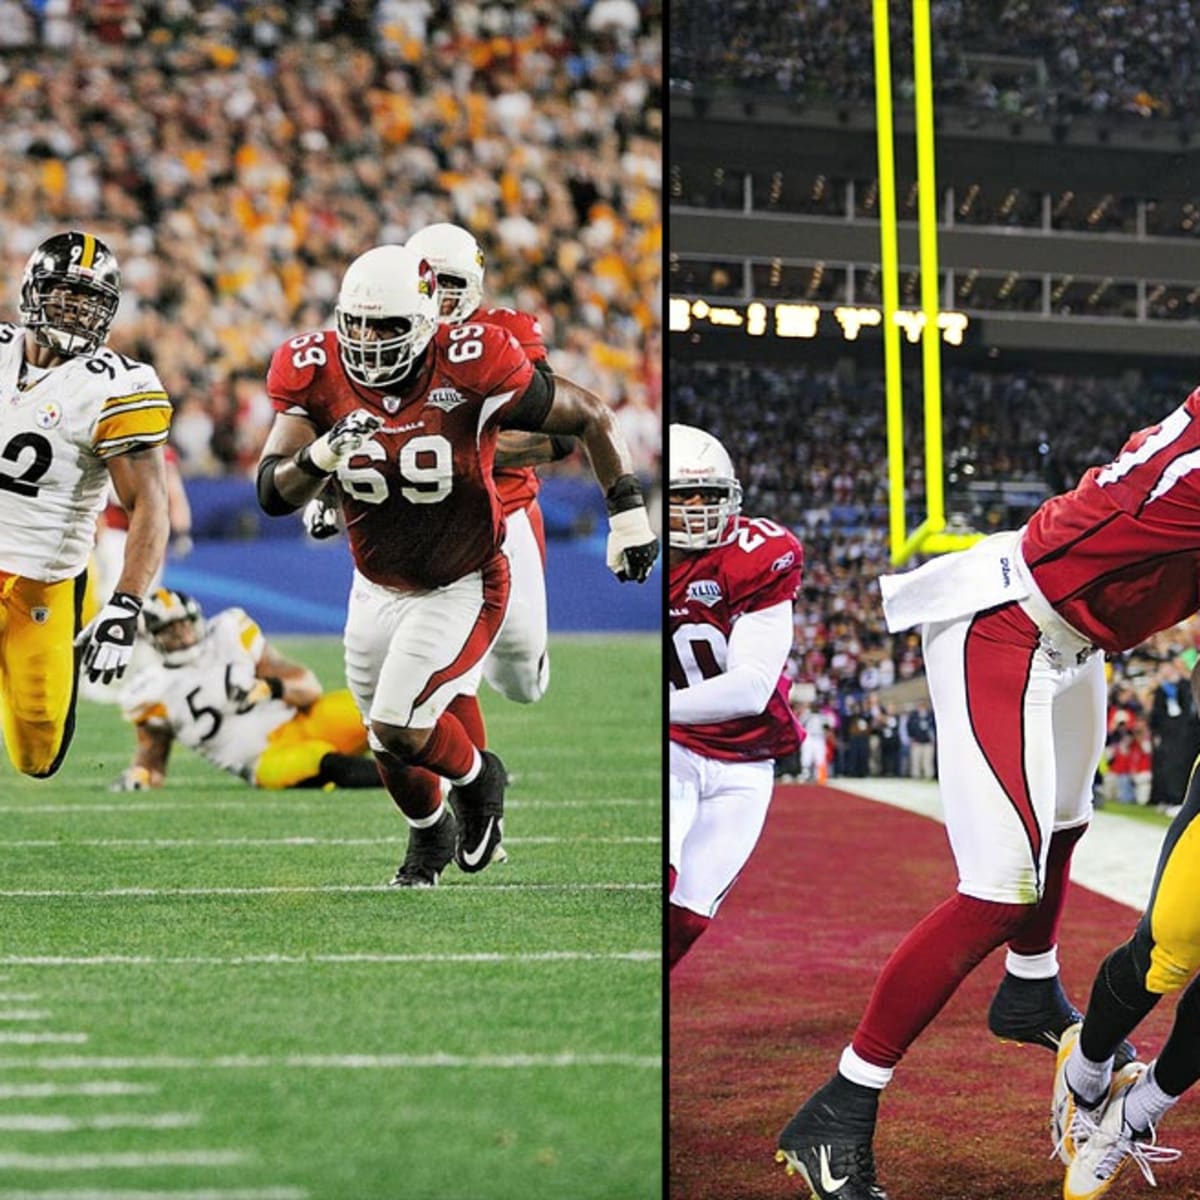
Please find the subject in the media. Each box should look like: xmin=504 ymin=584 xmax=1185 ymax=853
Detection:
xmin=668 ymin=424 xmax=804 ymax=970
xmin=775 ymin=399 xmax=1200 ymax=1198
xmin=256 ymin=244 xmax=657 ymax=888
xmin=405 ymin=222 xmax=567 ymax=707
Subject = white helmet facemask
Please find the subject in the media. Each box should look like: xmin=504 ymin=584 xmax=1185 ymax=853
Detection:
xmin=405 ymin=223 xmax=485 ymax=325
xmin=336 ymin=245 xmax=440 ymax=389
xmin=669 ymin=423 xmax=743 ymax=550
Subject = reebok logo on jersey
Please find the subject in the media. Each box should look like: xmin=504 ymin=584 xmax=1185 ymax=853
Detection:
xmin=686 ymin=579 xmax=722 ymax=607
xmin=425 ymin=387 xmax=466 ymax=412
xmin=772 ymin=551 xmax=795 ymax=573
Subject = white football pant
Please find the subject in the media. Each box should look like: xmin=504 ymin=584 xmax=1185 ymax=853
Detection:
xmin=344 ymin=562 xmax=508 ymax=731
xmin=669 ymin=740 xmax=774 ymax=918
xmin=483 ymin=506 xmax=549 ymax=704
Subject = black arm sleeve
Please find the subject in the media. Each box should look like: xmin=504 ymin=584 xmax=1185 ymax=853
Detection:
xmin=256 ymin=454 xmax=301 ymax=516
xmin=501 ymin=368 xmax=555 ymax=431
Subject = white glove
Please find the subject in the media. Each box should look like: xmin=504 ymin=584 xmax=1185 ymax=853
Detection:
xmin=303 ymin=490 xmax=341 ymax=540
xmin=606 ymin=508 xmax=659 ymax=583
xmin=76 ymin=591 xmax=142 ymax=684
xmin=111 ymin=766 xmax=153 ymax=792
xmin=305 ymin=410 xmax=383 ymax=473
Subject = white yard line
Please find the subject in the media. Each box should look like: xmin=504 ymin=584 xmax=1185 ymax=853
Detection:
xmin=0 ymin=1082 xmax=158 ymax=1099
xmin=0 ymin=1192 xmax=306 ymax=1200
xmin=0 ymin=883 xmax=656 ymax=898
xmin=0 ymin=797 xmax=650 ymax=813
xmin=0 ymin=993 xmax=40 ymax=1001
xmin=0 ymin=1010 xmax=51 ymax=1020
xmin=0 ymin=1151 xmax=247 ymax=1170
xmin=0 ymin=1053 xmax=660 ymax=1071
xmin=0 ymin=951 xmax=656 ymax=967
xmin=0 ymin=1112 xmax=199 ymax=1132
xmin=0 ymin=836 xmax=660 ymax=848
xmin=0 ymin=1033 xmax=86 ymax=1044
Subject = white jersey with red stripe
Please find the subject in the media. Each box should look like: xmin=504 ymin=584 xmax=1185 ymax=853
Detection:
xmin=121 ymin=608 xmax=293 ymax=780
xmin=0 ymin=323 xmax=171 ymax=581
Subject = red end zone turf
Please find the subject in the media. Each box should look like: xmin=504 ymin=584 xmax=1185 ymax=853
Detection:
xmin=669 ymin=783 xmax=1200 ymax=1200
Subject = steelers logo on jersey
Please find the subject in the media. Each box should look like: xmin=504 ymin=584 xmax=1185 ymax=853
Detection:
xmin=35 ymin=401 xmax=61 ymax=429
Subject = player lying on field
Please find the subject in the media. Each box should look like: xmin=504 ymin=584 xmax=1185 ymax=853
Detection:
xmin=111 ymin=588 xmax=379 ymax=791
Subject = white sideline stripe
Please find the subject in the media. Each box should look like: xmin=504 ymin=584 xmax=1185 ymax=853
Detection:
xmin=0 ymin=836 xmax=661 ymax=848
xmin=0 ymin=883 xmax=656 ymax=898
xmin=0 ymin=1151 xmax=247 ymax=1169
xmin=0 ymin=1053 xmax=660 ymax=1071
xmin=0 ymin=951 xmax=657 ymax=966
xmin=0 ymin=1193 xmax=305 ymax=1200
xmin=0 ymin=1010 xmax=51 ymax=1020
xmin=0 ymin=798 xmax=648 ymax=813
xmin=0 ymin=1193 xmax=306 ymax=1200
xmin=0 ymin=1033 xmax=86 ymax=1044
xmin=0 ymin=1082 xmax=158 ymax=1098
xmin=0 ymin=1112 xmax=199 ymax=1132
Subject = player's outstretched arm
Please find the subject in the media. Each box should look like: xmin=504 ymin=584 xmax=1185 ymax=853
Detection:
xmin=256 ymin=411 xmax=382 ymax=516
xmin=112 ymin=723 xmax=173 ymax=791
xmin=512 ymin=372 xmax=658 ymax=582
xmin=494 ymin=430 xmax=576 ymax=467
xmin=79 ymin=448 xmax=171 ymax=686
xmin=258 ymin=641 xmax=322 ymax=710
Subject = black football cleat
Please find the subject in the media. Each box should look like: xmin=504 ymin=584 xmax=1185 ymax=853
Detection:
xmin=987 ymin=971 xmax=1136 ymax=1070
xmin=777 ymin=1075 xmax=889 ymax=1199
xmin=447 ymin=750 xmax=506 ymax=873
xmin=389 ymin=807 xmax=457 ymax=888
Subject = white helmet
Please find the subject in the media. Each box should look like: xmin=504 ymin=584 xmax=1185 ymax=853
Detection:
xmin=336 ymin=245 xmax=439 ymax=389
xmin=669 ymin=423 xmax=743 ymax=550
xmin=405 ymin=223 xmax=485 ymax=325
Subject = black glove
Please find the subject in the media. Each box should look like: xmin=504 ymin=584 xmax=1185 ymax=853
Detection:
xmin=76 ymin=591 xmax=143 ymax=685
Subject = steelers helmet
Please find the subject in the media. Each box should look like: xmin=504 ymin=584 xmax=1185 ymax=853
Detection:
xmin=142 ymin=588 xmax=205 ymax=666
xmin=19 ymin=231 xmax=122 ymax=356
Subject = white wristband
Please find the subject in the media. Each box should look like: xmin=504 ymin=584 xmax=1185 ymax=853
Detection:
xmin=608 ymin=507 xmax=654 ymax=541
xmin=307 ymin=435 xmax=341 ymax=473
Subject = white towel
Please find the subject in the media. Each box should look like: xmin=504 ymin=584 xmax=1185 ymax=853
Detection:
xmin=879 ymin=529 xmax=1030 ymax=632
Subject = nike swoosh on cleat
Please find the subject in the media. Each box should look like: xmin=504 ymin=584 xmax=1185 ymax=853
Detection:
xmin=461 ymin=818 xmax=496 ymax=868
xmin=818 ymin=1145 xmax=849 ymax=1194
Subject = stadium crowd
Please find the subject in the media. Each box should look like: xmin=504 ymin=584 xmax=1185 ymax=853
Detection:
xmin=670 ymin=0 xmax=1200 ymax=123
xmin=0 ymin=0 xmax=662 ymax=479
xmin=672 ymin=358 xmax=1200 ymax=796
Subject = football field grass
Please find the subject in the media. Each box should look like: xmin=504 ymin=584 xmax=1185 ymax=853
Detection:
xmin=0 ymin=634 xmax=662 ymax=1200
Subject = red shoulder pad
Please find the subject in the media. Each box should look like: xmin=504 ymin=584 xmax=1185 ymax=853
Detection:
xmin=477 ymin=306 xmax=548 ymax=363
xmin=720 ymin=518 xmax=805 ymax=613
xmin=432 ymin=322 xmax=534 ymax=398
xmin=266 ymin=330 xmax=336 ymax=413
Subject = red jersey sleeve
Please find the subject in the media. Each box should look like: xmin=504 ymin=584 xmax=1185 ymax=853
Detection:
xmin=266 ymin=330 xmax=334 ymax=416
xmin=726 ymin=525 xmax=805 ymax=616
xmin=477 ymin=306 xmax=548 ymax=364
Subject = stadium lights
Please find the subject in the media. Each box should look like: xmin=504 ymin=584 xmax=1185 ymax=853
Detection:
xmin=669 ymin=295 xmax=969 ymax=345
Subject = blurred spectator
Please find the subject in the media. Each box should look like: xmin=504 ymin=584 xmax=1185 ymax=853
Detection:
xmin=1148 ymin=657 xmax=1200 ymax=810
xmin=1102 ymin=713 xmax=1152 ymax=807
xmin=0 ymin=0 xmax=662 ymax=478
xmin=672 ymin=0 xmax=1199 ymax=123
xmin=906 ymin=700 xmax=936 ymax=780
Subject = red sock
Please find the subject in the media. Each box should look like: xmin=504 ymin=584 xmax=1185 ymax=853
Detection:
xmin=409 ymin=711 xmax=477 ymax=781
xmin=852 ymin=893 xmax=1033 ymax=1067
xmin=669 ymin=903 xmax=710 ymax=970
xmin=1007 ymin=824 xmax=1087 ymax=956
xmin=447 ymin=693 xmax=487 ymax=750
xmin=374 ymin=751 xmax=441 ymax=821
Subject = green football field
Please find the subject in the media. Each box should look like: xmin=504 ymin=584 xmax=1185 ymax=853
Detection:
xmin=0 ymin=634 xmax=662 ymax=1200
